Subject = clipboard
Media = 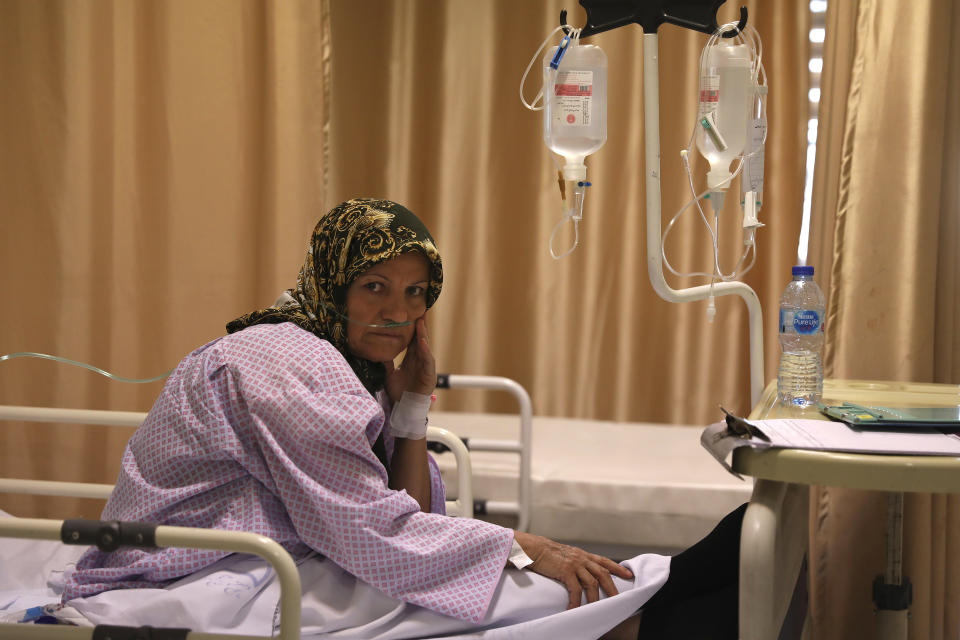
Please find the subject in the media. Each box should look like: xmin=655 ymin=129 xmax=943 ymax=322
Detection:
xmin=821 ymin=402 xmax=960 ymax=429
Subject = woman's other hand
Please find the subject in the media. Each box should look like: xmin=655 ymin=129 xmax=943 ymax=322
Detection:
xmin=384 ymin=314 xmax=435 ymax=403
xmin=513 ymin=530 xmax=635 ymax=609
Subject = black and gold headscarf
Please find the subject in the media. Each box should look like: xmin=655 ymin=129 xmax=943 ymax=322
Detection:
xmin=227 ymin=198 xmax=443 ymax=393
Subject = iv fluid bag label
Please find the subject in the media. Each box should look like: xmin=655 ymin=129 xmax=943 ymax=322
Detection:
xmin=553 ymin=70 xmax=593 ymax=126
xmin=780 ymin=309 xmax=822 ymax=335
xmin=699 ymin=74 xmax=719 ymax=118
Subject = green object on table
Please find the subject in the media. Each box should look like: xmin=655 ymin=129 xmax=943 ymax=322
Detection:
xmin=821 ymin=401 xmax=960 ymax=428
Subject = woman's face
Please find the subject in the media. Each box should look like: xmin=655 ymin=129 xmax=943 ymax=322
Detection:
xmin=345 ymin=252 xmax=429 ymax=362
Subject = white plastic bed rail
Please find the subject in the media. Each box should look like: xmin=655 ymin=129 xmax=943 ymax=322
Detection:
xmin=437 ymin=374 xmax=533 ymax=532
xmin=0 ymin=406 xmax=474 ymax=519
xmin=0 ymin=517 xmax=302 ymax=640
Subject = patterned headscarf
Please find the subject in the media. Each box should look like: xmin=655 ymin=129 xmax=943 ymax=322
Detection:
xmin=227 ymin=198 xmax=443 ymax=393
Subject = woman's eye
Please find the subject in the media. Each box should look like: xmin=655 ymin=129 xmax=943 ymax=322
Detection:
xmin=407 ymin=285 xmax=425 ymax=297
xmin=364 ymin=282 xmax=384 ymax=293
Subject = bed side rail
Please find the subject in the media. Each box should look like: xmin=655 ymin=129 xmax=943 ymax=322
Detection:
xmin=0 ymin=518 xmax=301 ymax=640
xmin=433 ymin=374 xmax=533 ymax=531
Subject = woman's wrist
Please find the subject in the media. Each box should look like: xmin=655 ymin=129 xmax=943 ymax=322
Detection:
xmin=388 ymin=391 xmax=431 ymax=439
xmin=508 ymin=535 xmax=535 ymax=570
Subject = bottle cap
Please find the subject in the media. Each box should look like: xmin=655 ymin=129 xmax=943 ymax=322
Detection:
xmin=792 ymin=265 xmax=814 ymax=276
xmin=562 ymin=161 xmax=587 ymax=182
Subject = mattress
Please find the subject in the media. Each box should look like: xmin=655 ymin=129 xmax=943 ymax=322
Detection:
xmin=428 ymin=411 xmax=752 ymax=554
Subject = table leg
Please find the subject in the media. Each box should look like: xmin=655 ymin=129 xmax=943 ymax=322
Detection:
xmin=875 ymin=491 xmax=909 ymax=640
xmin=739 ymin=479 xmax=809 ymax=640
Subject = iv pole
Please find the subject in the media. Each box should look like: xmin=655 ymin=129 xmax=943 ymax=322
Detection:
xmin=560 ymin=2 xmax=764 ymax=408
xmin=558 ymin=5 xmax=780 ymax=640
xmin=641 ymin=32 xmax=764 ymax=409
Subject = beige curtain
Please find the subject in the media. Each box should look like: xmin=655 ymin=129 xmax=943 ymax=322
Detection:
xmin=807 ymin=1 xmax=960 ymax=638
xmin=0 ymin=0 xmax=329 ymax=518
xmin=327 ymin=0 xmax=809 ymax=424
xmin=1 ymin=0 xmax=809 ymax=522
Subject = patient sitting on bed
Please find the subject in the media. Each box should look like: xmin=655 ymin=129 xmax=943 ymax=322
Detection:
xmin=62 ymin=198 xmax=745 ymax=639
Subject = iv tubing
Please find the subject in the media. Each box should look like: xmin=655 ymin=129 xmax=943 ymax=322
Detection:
xmin=643 ymin=34 xmax=764 ymax=407
xmin=662 ymin=151 xmax=756 ymax=281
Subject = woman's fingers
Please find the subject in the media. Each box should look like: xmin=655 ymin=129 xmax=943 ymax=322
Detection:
xmin=577 ymin=565 xmax=601 ymax=604
xmin=412 ymin=316 xmax=435 ymax=392
xmin=593 ymin=554 xmax=634 ymax=580
xmin=590 ymin=561 xmax=620 ymax=600
xmin=563 ymin=575 xmax=582 ymax=610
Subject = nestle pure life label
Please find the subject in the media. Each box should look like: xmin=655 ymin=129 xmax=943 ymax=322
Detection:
xmin=780 ymin=309 xmax=822 ymax=335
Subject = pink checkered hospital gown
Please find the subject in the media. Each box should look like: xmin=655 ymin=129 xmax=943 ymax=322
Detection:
xmin=62 ymin=323 xmax=515 ymax=623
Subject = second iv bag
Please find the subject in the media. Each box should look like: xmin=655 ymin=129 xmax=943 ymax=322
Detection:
xmin=543 ymin=41 xmax=607 ymax=181
xmin=696 ymin=40 xmax=751 ymax=192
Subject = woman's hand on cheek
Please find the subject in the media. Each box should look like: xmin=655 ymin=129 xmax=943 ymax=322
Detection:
xmin=383 ymin=315 xmax=436 ymax=403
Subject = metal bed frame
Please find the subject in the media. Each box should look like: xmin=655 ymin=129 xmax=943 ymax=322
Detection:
xmin=0 ymin=374 xmax=533 ymax=640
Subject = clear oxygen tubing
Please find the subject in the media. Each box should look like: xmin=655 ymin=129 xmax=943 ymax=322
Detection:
xmin=0 ymin=307 xmax=413 ymax=386
xmin=0 ymin=352 xmax=173 ymax=383
xmin=318 ymin=299 xmax=413 ymax=328
xmin=520 ymin=24 xmax=594 ymax=260
xmin=642 ymin=31 xmax=764 ymax=408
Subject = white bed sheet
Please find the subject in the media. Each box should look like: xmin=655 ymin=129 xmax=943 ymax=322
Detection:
xmin=0 ymin=511 xmax=671 ymax=639
xmin=429 ymin=411 xmax=751 ymax=552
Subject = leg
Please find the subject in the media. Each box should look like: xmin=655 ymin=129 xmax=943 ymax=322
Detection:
xmin=643 ymin=503 xmax=747 ymax=609
xmin=637 ymin=582 xmax=738 ymax=639
xmin=636 ymin=503 xmax=747 ymax=639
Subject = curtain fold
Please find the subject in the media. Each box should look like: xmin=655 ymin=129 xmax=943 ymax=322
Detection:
xmin=807 ymin=1 xmax=960 ymax=637
xmin=0 ymin=0 xmax=329 ymax=518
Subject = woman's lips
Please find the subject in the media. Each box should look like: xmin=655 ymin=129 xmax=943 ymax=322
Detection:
xmin=369 ymin=332 xmax=404 ymax=341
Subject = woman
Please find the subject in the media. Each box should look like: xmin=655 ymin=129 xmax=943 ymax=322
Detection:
xmin=62 ymin=198 xmax=742 ymax=639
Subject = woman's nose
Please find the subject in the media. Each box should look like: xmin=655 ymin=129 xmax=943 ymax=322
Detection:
xmin=381 ymin=293 xmax=409 ymax=323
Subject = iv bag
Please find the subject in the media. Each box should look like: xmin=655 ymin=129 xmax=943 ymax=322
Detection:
xmin=696 ymin=41 xmax=751 ymax=191
xmin=543 ymin=42 xmax=607 ymax=181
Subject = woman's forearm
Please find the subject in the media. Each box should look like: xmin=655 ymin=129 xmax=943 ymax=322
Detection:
xmin=389 ymin=437 xmax=432 ymax=512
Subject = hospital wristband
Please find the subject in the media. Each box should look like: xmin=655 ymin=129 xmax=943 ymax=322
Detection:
xmin=508 ymin=539 xmax=534 ymax=570
xmin=388 ymin=391 xmax=431 ymax=440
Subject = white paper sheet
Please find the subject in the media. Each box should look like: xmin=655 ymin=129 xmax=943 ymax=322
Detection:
xmin=701 ymin=417 xmax=960 ymax=477
xmin=743 ymin=418 xmax=960 ymax=455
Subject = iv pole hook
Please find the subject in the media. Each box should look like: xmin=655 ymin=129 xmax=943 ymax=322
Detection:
xmin=561 ymin=2 xmax=747 ymax=39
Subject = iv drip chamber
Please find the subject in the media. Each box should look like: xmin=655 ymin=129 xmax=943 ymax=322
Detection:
xmin=543 ymin=42 xmax=607 ymax=180
xmin=696 ymin=41 xmax=751 ymax=192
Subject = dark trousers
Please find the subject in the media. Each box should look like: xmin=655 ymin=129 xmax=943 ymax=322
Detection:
xmin=637 ymin=503 xmax=747 ymax=639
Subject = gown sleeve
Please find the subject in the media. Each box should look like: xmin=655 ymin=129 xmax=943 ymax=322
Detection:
xmin=223 ymin=326 xmax=514 ymax=623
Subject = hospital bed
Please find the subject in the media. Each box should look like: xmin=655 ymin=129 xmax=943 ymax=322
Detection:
xmin=0 ymin=376 xmax=521 ymax=639
xmin=0 ymin=374 xmax=757 ymax=638
xmin=0 ymin=387 xmax=480 ymax=639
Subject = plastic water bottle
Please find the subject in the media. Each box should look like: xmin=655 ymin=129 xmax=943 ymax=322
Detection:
xmin=542 ymin=42 xmax=607 ymax=181
xmin=777 ymin=265 xmax=826 ymax=408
